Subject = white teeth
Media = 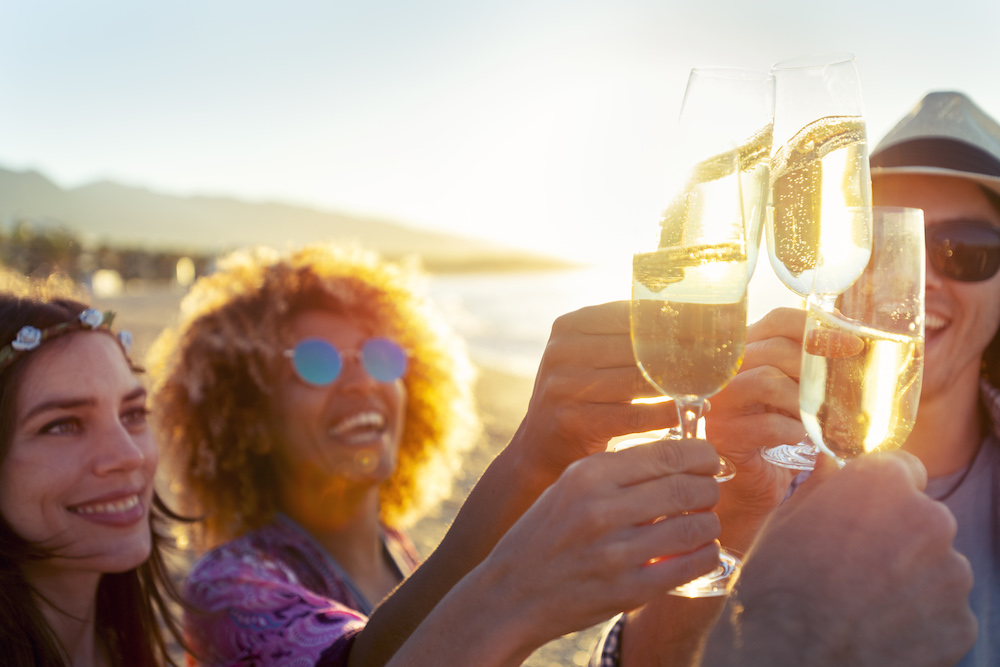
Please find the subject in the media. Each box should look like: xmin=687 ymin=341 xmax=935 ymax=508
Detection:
xmin=925 ymin=313 xmax=948 ymax=330
xmin=70 ymin=494 xmax=139 ymax=515
xmin=328 ymin=411 xmax=385 ymax=438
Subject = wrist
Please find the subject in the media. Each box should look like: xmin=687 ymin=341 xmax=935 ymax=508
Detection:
xmin=702 ymin=588 xmax=815 ymax=667
xmin=714 ymin=501 xmax=773 ymax=554
xmin=503 ymin=421 xmax=567 ymax=492
xmin=427 ymin=557 xmax=539 ymax=667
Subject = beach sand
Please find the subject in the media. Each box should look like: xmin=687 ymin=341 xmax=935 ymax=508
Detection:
xmin=96 ymin=286 xmax=606 ymax=667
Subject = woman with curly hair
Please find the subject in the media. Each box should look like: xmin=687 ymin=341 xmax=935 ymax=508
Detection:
xmin=0 ymin=273 xmax=186 ymax=666
xmin=149 ymin=241 xmax=728 ymax=666
xmin=147 ymin=243 xmax=482 ymax=661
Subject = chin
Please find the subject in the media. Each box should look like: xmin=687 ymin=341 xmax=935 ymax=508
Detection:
xmin=98 ymin=535 xmax=154 ymax=574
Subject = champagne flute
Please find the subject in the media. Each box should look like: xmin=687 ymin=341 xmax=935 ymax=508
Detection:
xmin=800 ymin=206 xmax=925 ymax=466
xmin=761 ymin=53 xmax=874 ymax=470
xmin=629 ymin=67 xmax=770 ymax=597
xmin=621 ymin=67 xmax=773 ymax=448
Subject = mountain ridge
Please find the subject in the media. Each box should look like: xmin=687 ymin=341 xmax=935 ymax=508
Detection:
xmin=0 ymin=167 xmax=576 ymax=272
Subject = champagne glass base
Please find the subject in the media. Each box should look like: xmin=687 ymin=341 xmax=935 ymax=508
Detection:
xmin=617 ymin=434 xmax=737 ymax=483
xmin=761 ymin=443 xmax=818 ymax=471
xmin=612 ymin=429 xmax=679 ymax=452
xmin=669 ymin=549 xmax=741 ymax=598
xmin=715 ymin=456 xmax=737 ymax=482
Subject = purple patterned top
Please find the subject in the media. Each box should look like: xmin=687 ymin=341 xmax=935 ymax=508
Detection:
xmin=184 ymin=514 xmax=419 ymax=666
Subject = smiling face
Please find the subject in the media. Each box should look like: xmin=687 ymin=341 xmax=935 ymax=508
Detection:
xmin=0 ymin=332 xmax=157 ymax=576
xmin=270 ymin=309 xmax=407 ymax=510
xmin=874 ymin=174 xmax=1000 ymax=402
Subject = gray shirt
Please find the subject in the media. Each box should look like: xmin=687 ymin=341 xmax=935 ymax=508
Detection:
xmin=927 ymin=434 xmax=999 ymax=667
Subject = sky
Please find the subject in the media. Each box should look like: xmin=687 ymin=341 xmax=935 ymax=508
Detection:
xmin=2 ymin=0 xmax=999 ymax=264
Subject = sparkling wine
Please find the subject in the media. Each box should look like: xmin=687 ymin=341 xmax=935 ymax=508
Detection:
xmin=799 ymin=307 xmax=923 ymax=463
xmin=768 ymin=115 xmax=873 ymax=296
xmin=740 ymin=123 xmax=772 ymax=276
xmin=631 ymin=296 xmax=747 ymax=402
xmin=632 ymin=241 xmax=748 ymax=402
xmin=659 ymin=125 xmax=772 ymax=278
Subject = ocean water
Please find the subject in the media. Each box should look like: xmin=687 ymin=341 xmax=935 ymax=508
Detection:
xmin=427 ymin=264 xmax=631 ymax=377
xmin=427 ymin=260 xmax=801 ymax=377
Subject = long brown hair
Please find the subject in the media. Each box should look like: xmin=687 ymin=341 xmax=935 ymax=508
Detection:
xmin=0 ymin=273 xmax=187 ymax=666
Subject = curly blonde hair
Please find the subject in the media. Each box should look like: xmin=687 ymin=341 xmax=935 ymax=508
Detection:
xmin=146 ymin=243 xmax=480 ymax=549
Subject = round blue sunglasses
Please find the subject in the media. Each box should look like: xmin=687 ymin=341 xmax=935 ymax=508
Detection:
xmin=284 ymin=337 xmax=408 ymax=386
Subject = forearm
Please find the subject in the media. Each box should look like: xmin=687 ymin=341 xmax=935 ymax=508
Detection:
xmin=349 ymin=434 xmax=559 ymax=666
xmin=383 ymin=558 xmax=538 ymax=667
xmin=619 ymin=595 xmax=726 ymax=667
xmin=698 ymin=592 xmax=806 ymax=667
xmin=714 ymin=499 xmax=773 ymax=557
xmin=617 ymin=495 xmax=774 ymax=666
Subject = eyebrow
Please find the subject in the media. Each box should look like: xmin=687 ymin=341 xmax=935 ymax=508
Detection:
xmin=20 ymin=386 xmax=147 ymax=425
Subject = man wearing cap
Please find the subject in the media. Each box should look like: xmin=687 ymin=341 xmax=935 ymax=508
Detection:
xmin=866 ymin=90 xmax=1000 ymax=667
xmin=597 ymin=91 xmax=996 ymax=667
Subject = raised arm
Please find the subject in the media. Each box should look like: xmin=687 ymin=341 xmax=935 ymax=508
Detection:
xmin=387 ymin=437 xmax=722 ymax=667
xmin=350 ymin=301 xmax=680 ymax=666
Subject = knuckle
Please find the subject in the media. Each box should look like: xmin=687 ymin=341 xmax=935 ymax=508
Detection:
xmin=613 ymin=335 xmax=636 ymax=366
xmin=656 ymin=438 xmax=714 ymax=473
xmin=664 ymin=476 xmax=698 ymax=511
xmin=754 ymin=414 xmax=799 ymax=446
xmin=751 ymin=337 xmax=779 ymax=360
xmin=561 ymin=456 xmax=589 ymax=482
xmin=675 ymin=541 xmax=720 ymax=580
xmin=923 ymin=499 xmax=959 ymax=538
xmin=550 ymin=410 xmax=575 ymax=440
xmin=598 ymin=540 xmax=632 ymax=571
xmin=657 ymin=440 xmax=691 ymax=472
xmin=549 ymin=310 xmax=575 ymax=336
xmin=580 ymin=503 xmax=615 ymax=535
xmin=622 ymin=405 xmax=648 ymax=434
xmin=688 ymin=510 xmax=722 ymax=541
xmin=666 ymin=477 xmax=719 ymax=516
xmin=630 ymin=367 xmax=658 ymax=396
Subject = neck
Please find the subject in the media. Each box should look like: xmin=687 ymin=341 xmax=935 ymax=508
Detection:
xmin=281 ymin=475 xmax=388 ymax=556
xmin=278 ymin=468 xmax=383 ymax=535
xmin=23 ymin=563 xmax=105 ymax=667
xmin=279 ymin=481 xmax=401 ymax=608
xmin=906 ymin=377 xmax=984 ymax=478
xmin=310 ymin=508 xmax=386 ymax=581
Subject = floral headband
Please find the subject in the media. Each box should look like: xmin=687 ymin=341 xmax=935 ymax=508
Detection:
xmin=0 ymin=308 xmax=133 ymax=372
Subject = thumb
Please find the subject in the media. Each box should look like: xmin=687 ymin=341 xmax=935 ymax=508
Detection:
xmin=788 ymin=450 xmax=840 ymax=501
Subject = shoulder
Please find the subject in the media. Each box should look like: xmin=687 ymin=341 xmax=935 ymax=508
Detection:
xmin=187 ymin=523 xmax=301 ymax=595
xmin=183 ymin=524 xmax=368 ymax=667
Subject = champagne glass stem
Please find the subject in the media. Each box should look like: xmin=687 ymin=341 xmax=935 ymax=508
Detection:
xmin=676 ymin=399 xmax=736 ymax=482
xmin=668 ymin=396 xmax=742 ymax=597
xmin=676 ymin=399 xmax=704 ymax=438
xmin=760 ymin=291 xmax=836 ymax=471
xmin=813 ymin=293 xmax=838 ymax=310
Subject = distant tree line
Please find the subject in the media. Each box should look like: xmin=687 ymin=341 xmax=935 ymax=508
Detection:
xmin=0 ymin=217 xmax=213 ymax=283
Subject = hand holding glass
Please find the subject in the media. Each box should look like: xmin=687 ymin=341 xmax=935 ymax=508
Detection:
xmin=629 ymin=67 xmax=772 ymax=597
xmin=622 ymin=67 xmax=772 ymax=448
xmin=800 ymin=206 xmax=925 ymax=466
xmin=762 ymin=53 xmax=874 ymax=470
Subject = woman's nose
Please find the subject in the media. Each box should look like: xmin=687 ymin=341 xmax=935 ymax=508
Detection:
xmin=334 ymin=351 xmax=378 ymax=392
xmin=93 ymin=422 xmax=148 ymax=475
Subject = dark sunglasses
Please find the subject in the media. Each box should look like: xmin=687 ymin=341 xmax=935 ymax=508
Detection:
xmin=284 ymin=337 xmax=408 ymax=386
xmin=927 ymin=220 xmax=1000 ymax=282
